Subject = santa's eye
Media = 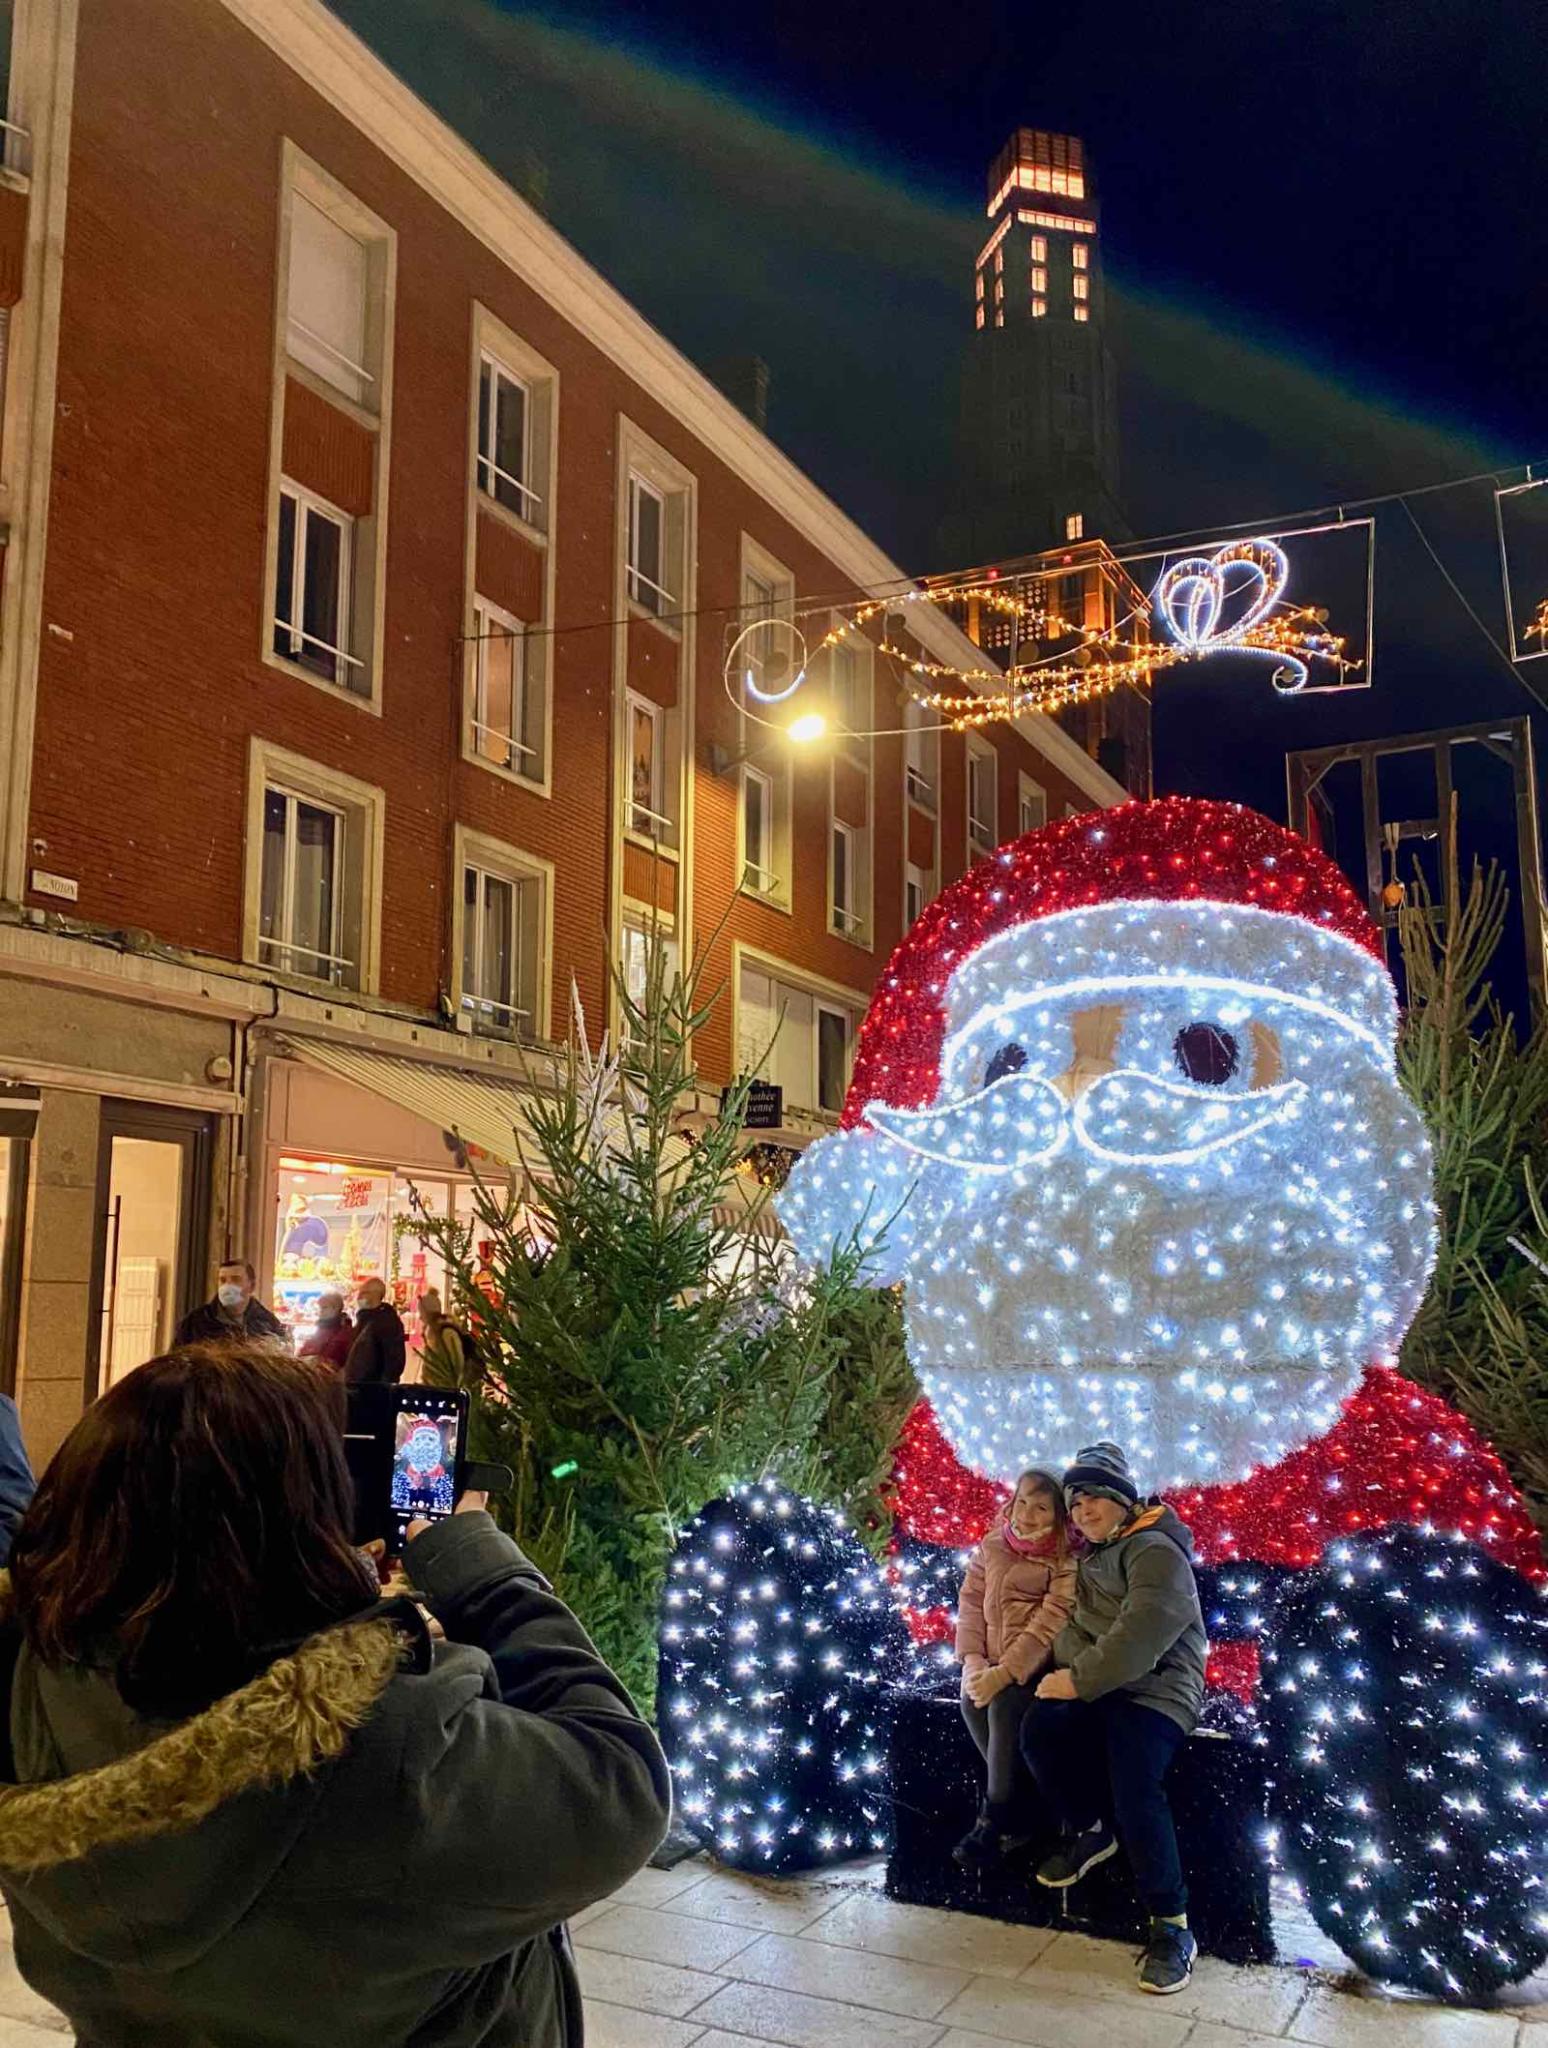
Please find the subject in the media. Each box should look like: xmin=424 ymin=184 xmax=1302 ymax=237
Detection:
xmin=1174 ymin=1022 xmax=1239 ymax=1087
xmin=984 ymin=1042 xmax=1028 ymax=1086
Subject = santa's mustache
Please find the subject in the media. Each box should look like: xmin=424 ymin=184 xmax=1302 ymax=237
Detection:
xmin=863 ymin=1066 xmax=1308 ymax=1171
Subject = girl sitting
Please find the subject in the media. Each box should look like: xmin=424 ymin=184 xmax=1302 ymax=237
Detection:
xmin=953 ymin=1466 xmax=1079 ymax=1868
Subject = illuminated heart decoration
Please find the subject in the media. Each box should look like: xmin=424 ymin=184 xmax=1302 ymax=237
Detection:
xmin=1153 ymin=538 xmax=1308 ymax=693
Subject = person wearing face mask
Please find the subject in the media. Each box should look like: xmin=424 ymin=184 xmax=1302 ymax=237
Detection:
xmin=174 ymin=1259 xmax=289 ymax=1350
xmin=297 ymin=1291 xmax=354 ymax=1372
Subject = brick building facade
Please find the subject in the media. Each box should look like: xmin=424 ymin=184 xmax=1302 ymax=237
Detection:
xmin=0 ymin=0 xmax=1135 ymax=1462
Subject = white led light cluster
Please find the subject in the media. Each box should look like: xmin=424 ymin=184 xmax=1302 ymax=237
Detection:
xmin=781 ymin=899 xmax=1436 ymax=1490
xmin=658 ymin=1479 xmax=914 ymax=1873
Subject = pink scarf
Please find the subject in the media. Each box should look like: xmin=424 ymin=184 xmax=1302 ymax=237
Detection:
xmin=1000 ymin=1517 xmax=1060 ymax=1559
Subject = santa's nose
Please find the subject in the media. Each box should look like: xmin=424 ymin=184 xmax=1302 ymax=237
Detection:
xmin=1052 ymin=1002 xmax=1125 ymax=1102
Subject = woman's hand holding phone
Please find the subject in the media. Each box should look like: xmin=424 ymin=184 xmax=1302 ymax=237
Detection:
xmin=405 ymin=1490 xmax=488 ymax=1545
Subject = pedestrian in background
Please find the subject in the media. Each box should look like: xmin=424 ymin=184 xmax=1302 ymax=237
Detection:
xmin=346 ymin=1277 xmax=406 ymax=1385
xmin=418 ymin=1288 xmax=476 ymax=1390
xmin=298 ymin=1291 xmax=354 ymax=1372
xmin=0 ymin=1343 xmax=669 ymax=2045
xmin=174 ymin=1259 xmax=288 ymax=1349
xmin=0 ymin=1391 xmax=34 ymax=1567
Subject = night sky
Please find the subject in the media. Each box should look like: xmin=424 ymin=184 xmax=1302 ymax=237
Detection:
xmin=335 ymin=0 xmax=1547 ymax=990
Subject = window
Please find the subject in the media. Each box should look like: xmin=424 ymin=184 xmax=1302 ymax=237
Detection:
xmin=627 ymin=474 xmax=672 ymax=615
xmin=1074 ymin=274 xmax=1090 ymax=302
xmin=743 ymin=765 xmax=777 ymax=894
xmin=737 ymin=963 xmax=859 ymax=1117
xmin=905 ymin=698 xmax=938 ymax=809
xmin=274 ymin=483 xmax=360 ymax=690
xmin=830 ymin=820 xmax=862 ymax=937
xmin=975 ymin=306 xmax=986 ymax=330
xmin=1073 ymin=243 xmax=1089 ymax=270
xmin=1031 ymin=298 xmax=1047 ymax=319
xmin=286 ymin=192 xmax=371 ymax=406
xmin=1074 ymin=304 xmax=1090 ymax=322
xmin=1031 ymin=267 xmax=1048 ymax=294
xmin=1065 ymin=513 xmax=1084 ymax=541
xmin=245 ymin=743 xmax=383 ymax=992
xmin=460 ymin=864 xmax=540 ymax=1038
xmin=995 ymin=247 xmax=1004 ymax=274
xmin=627 ymin=693 xmax=671 ymax=840
xmin=975 ymin=270 xmax=985 ymax=301
xmin=259 ymin=789 xmax=345 ymax=984
xmin=995 ymin=310 xmax=1004 ymax=328
xmin=470 ymin=598 xmax=540 ymax=779
xmin=477 ymin=356 xmax=539 ymax=523
xmin=741 ymin=570 xmax=777 ymax=697
xmin=905 ymin=863 xmax=930 ymax=927
xmin=1019 ymin=773 xmax=1048 ymax=836
xmin=968 ymin=737 xmax=998 ymax=857
xmin=1030 ymin=235 xmax=1048 ymax=263
xmin=621 ymin=915 xmax=680 ymax=1045
xmin=830 ymin=631 xmax=871 ymax=745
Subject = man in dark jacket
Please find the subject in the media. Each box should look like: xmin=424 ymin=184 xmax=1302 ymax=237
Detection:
xmin=0 ymin=1507 xmax=671 ymax=2045
xmin=1020 ymin=1439 xmax=1207 ymax=1997
xmin=345 ymin=1277 xmax=406 ymax=1385
xmin=174 ymin=1260 xmax=289 ymax=1349
xmin=0 ymin=1393 xmax=34 ymax=1566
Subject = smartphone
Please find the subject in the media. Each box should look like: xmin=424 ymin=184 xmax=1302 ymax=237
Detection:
xmin=344 ymin=1384 xmax=469 ymax=1551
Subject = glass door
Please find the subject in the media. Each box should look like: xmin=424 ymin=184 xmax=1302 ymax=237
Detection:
xmin=92 ymin=1105 xmax=212 ymax=1393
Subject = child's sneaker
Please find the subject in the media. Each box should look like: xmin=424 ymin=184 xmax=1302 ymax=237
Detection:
xmin=952 ymin=1807 xmax=1031 ymax=1871
xmin=1034 ymin=1821 xmax=1117 ymax=1888
xmin=1137 ymin=1919 xmax=1197 ymax=1994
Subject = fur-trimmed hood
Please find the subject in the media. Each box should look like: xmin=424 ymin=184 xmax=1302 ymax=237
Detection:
xmin=0 ymin=1568 xmax=423 ymax=1972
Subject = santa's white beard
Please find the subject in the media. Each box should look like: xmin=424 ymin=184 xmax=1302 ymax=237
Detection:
xmin=903 ymin=1098 xmax=1434 ymax=1491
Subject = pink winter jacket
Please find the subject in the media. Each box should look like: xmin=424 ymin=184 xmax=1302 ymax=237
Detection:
xmin=955 ymin=1521 xmax=1079 ymax=1686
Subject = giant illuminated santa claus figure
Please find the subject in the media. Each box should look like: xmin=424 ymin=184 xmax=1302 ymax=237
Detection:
xmin=778 ymin=797 xmax=1547 ymax=2004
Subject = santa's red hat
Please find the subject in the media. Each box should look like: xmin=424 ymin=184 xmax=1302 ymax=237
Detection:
xmin=842 ymin=797 xmax=1386 ymax=1129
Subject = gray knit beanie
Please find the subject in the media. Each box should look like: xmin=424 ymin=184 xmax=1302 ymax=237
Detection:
xmin=1062 ymin=1439 xmax=1139 ymax=1510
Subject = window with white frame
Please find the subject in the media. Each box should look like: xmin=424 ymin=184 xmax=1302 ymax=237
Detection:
xmin=830 ymin=632 xmax=871 ymax=750
xmin=904 ymin=697 xmax=938 ymax=809
xmin=830 ymin=819 xmax=863 ymax=939
xmin=476 ymin=355 xmax=538 ymax=523
xmin=1065 ymin=512 xmax=1084 ymax=541
xmin=967 ymin=735 xmax=998 ymax=856
xmin=460 ymin=862 xmax=542 ymax=1039
xmin=274 ymin=482 xmax=362 ymax=692
xmin=286 ymin=191 xmax=373 ymax=407
xmin=627 ymin=474 xmax=672 ymax=616
xmin=741 ymin=569 xmax=777 ymax=698
xmin=742 ymin=764 xmax=777 ymax=895
xmin=1019 ymin=773 xmax=1048 ymax=837
xmin=905 ymin=862 xmax=930 ymax=928
xmin=258 ymin=788 xmax=347 ymax=985
xmin=738 ymin=965 xmax=859 ymax=1116
xmin=626 ymin=693 xmax=672 ymax=842
xmin=470 ymin=597 xmax=541 ymax=781
xmin=620 ymin=913 xmax=680 ymax=1044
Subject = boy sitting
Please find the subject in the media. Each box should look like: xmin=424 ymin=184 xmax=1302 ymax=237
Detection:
xmin=1020 ymin=1440 xmax=1207 ymax=1995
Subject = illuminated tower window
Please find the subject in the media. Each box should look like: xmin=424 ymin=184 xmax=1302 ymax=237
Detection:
xmin=976 ymin=305 xmax=985 ymax=329
xmin=1074 ymin=304 xmax=1089 ymax=322
xmin=994 ymin=308 xmax=1004 ymax=327
xmin=1031 ymin=267 xmax=1047 ymax=295
xmin=1073 ymin=274 xmax=1089 ymax=301
xmin=1073 ymin=243 xmax=1089 ymax=270
xmin=1030 ymin=235 xmax=1047 ymax=263
xmin=975 ymin=270 xmax=985 ymax=301
xmin=995 ymin=247 xmax=1004 ymax=274
xmin=1065 ymin=513 xmax=1084 ymax=540
xmin=1031 ymin=298 xmax=1047 ymax=318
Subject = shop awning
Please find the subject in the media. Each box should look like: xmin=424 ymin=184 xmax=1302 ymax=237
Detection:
xmin=281 ymin=1037 xmax=540 ymax=1172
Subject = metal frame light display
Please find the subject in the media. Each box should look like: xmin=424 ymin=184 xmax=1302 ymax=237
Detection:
xmin=771 ymin=800 xmax=1548 ymax=2002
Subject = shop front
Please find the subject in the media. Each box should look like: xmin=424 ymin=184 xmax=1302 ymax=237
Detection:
xmin=253 ymin=1036 xmax=538 ymax=1357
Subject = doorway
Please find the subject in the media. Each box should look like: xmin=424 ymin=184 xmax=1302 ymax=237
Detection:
xmin=91 ymin=1103 xmax=213 ymax=1395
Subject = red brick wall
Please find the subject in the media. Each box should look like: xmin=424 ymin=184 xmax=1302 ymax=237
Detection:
xmin=29 ymin=0 xmax=1103 ymax=1083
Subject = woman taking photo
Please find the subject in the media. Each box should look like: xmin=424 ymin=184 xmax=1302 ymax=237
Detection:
xmin=0 ymin=1342 xmax=670 ymax=2047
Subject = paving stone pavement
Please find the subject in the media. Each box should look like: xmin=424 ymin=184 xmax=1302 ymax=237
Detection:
xmin=3 ymin=1866 xmax=1546 ymax=2045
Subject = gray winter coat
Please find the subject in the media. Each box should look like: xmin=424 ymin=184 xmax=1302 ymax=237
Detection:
xmin=1053 ymin=1502 xmax=1207 ymax=1733
xmin=0 ymin=1513 xmax=670 ymax=2047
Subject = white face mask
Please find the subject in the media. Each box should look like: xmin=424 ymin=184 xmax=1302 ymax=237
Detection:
xmin=217 ymin=1282 xmax=245 ymax=1310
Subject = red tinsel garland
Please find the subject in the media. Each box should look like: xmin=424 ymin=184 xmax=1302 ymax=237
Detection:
xmin=842 ymin=797 xmax=1385 ymax=1128
xmin=890 ymin=1369 xmax=1544 ymax=1583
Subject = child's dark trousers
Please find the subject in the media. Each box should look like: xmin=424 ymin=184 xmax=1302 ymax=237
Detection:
xmin=959 ymin=1677 xmax=1038 ymax=1813
xmin=1020 ymin=1692 xmax=1188 ymax=1916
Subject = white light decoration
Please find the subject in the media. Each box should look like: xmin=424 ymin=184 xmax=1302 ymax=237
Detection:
xmin=1154 ymin=538 xmax=1320 ymax=695
xmin=780 ymin=896 xmax=1436 ymax=1492
xmin=657 ymin=1479 xmax=916 ymax=1874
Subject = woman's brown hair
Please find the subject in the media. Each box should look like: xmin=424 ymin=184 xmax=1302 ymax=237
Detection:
xmin=9 ymin=1343 xmax=376 ymax=1717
